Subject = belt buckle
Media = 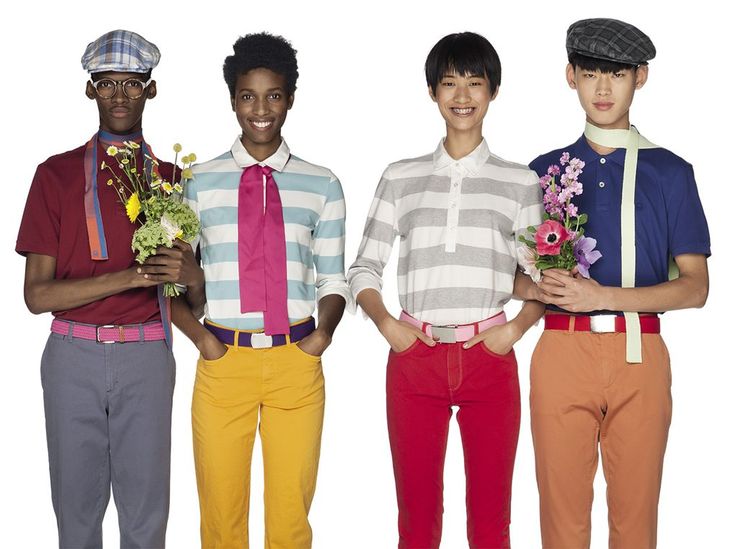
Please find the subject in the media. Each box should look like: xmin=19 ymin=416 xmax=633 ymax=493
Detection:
xmin=589 ymin=316 xmax=616 ymax=333
xmin=96 ymin=325 xmax=117 ymax=344
xmin=250 ymin=332 xmax=273 ymax=349
xmin=431 ymin=325 xmax=456 ymax=344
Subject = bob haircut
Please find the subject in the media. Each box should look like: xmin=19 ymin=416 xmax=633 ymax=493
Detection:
xmin=425 ymin=32 xmax=501 ymax=95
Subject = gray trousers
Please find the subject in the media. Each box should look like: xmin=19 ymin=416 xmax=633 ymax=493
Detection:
xmin=41 ymin=330 xmax=175 ymax=549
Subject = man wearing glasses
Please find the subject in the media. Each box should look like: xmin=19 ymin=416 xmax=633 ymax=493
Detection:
xmin=16 ymin=30 xmax=188 ymax=548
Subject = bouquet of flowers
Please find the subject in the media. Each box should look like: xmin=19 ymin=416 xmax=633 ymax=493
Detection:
xmin=102 ymin=142 xmax=200 ymax=296
xmin=518 ymin=152 xmax=601 ymax=282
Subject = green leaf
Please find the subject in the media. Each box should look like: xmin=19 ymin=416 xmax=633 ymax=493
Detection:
xmin=576 ymin=213 xmax=588 ymax=225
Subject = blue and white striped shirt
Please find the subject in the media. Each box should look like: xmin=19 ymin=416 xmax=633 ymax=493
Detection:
xmin=186 ymin=138 xmax=351 ymax=330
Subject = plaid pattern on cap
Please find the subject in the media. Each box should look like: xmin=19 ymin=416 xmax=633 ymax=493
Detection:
xmin=566 ymin=18 xmax=655 ymax=65
xmin=81 ymin=30 xmax=160 ymax=73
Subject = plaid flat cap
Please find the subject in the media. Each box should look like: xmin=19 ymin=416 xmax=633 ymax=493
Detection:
xmin=81 ymin=30 xmax=160 ymax=73
xmin=566 ymin=18 xmax=655 ymax=65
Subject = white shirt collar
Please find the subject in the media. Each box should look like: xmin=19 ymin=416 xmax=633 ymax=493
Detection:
xmin=230 ymin=137 xmax=291 ymax=171
xmin=432 ymin=138 xmax=490 ymax=175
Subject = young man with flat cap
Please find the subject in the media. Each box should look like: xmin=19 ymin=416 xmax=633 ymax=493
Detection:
xmin=521 ymin=18 xmax=710 ymax=549
xmin=16 ymin=30 xmax=190 ymax=548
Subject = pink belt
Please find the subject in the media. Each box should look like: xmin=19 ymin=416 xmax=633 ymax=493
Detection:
xmin=398 ymin=311 xmax=507 ymax=343
xmin=51 ymin=319 xmax=166 ymax=343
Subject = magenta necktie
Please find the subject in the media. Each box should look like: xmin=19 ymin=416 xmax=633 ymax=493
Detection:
xmin=238 ymin=164 xmax=290 ymax=335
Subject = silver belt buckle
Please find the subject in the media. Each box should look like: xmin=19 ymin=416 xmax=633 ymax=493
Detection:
xmin=431 ymin=325 xmax=456 ymax=344
xmin=96 ymin=325 xmax=116 ymax=344
xmin=589 ymin=315 xmax=616 ymax=333
xmin=250 ymin=332 xmax=273 ymax=349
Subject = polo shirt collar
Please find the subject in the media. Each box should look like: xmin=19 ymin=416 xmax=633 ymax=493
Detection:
xmin=575 ymin=133 xmax=626 ymax=166
xmin=432 ymin=138 xmax=491 ymax=175
xmin=230 ymin=137 xmax=291 ymax=171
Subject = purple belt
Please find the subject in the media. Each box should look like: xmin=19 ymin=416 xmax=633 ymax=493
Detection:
xmin=204 ymin=318 xmax=315 ymax=349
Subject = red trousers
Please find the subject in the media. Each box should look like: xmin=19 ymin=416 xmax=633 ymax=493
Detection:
xmin=386 ymin=340 xmax=521 ymax=549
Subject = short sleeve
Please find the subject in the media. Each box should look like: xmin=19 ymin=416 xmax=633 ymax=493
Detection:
xmin=16 ymin=163 xmax=61 ymax=257
xmin=667 ymin=162 xmax=710 ymax=258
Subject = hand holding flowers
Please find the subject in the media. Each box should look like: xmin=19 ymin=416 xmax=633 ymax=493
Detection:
xmin=102 ymin=143 xmax=200 ymax=296
xmin=518 ymin=152 xmax=602 ymax=282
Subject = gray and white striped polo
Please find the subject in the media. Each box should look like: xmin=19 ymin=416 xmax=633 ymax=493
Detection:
xmin=348 ymin=139 xmax=543 ymax=326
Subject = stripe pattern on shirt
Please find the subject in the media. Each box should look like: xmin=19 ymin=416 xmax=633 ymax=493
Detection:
xmin=186 ymin=138 xmax=350 ymax=330
xmin=348 ymin=139 xmax=543 ymax=325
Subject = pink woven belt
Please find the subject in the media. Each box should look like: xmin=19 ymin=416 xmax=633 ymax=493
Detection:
xmin=398 ymin=310 xmax=507 ymax=343
xmin=51 ymin=319 xmax=166 ymax=343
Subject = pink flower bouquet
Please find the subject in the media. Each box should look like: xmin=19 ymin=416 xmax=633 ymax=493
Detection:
xmin=518 ymin=152 xmax=601 ymax=281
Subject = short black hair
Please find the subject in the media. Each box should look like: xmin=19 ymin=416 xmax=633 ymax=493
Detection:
xmin=568 ymin=52 xmax=641 ymax=73
xmin=425 ymin=32 xmax=501 ymax=95
xmin=223 ymin=32 xmax=298 ymax=97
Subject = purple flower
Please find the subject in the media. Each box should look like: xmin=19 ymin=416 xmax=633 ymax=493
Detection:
xmin=539 ymin=174 xmax=552 ymax=188
xmin=558 ymin=188 xmax=573 ymax=203
xmin=567 ymin=181 xmax=583 ymax=196
xmin=566 ymin=203 xmax=578 ymax=218
xmin=547 ymin=165 xmax=561 ymax=176
xmin=573 ymin=236 xmax=602 ymax=278
xmin=560 ymin=152 xmax=570 ymax=165
xmin=560 ymin=173 xmax=569 ymax=186
xmin=569 ymin=158 xmax=585 ymax=171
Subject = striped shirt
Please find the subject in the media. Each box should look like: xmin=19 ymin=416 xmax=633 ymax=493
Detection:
xmin=348 ymin=139 xmax=543 ymax=326
xmin=186 ymin=138 xmax=350 ymax=330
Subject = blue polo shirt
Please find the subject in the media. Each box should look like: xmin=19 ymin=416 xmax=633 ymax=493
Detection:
xmin=530 ymin=134 xmax=710 ymax=312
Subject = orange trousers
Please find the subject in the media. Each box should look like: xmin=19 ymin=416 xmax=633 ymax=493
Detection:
xmin=530 ymin=328 xmax=672 ymax=549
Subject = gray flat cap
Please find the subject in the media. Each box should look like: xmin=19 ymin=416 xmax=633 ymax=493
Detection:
xmin=566 ymin=18 xmax=655 ymax=65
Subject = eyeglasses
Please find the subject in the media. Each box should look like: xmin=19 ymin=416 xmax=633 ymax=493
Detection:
xmin=89 ymin=77 xmax=152 ymax=99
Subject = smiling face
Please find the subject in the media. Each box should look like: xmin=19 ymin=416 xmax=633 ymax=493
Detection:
xmin=566 ymin=64 xmax=648 ymax=130
xmin=430 ymin=70 xmax=496 ymax=140
xmin=231 ymin=67 xmax=293 ymax=161
xmin=86 ymin=71 xmax=155 ymax=135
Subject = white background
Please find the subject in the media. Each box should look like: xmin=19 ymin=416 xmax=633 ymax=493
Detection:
xmin=1 ymin=1 xmax=732 ymax=547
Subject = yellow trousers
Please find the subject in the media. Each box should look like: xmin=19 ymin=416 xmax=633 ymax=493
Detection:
xmin=192 ymin=338 xmax=325 ymax=549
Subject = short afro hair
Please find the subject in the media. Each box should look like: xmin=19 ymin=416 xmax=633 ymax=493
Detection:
xmin=425 ymin=32 xmax=501 ymax=96
xmin=223 ymin=32 xmax=298 ymax=97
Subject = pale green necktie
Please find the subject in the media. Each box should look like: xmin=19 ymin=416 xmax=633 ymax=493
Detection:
xmin=583 ymin=122 xmax=666 ymax=363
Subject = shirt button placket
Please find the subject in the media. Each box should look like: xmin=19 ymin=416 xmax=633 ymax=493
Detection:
xmin=446 ymin=165 xmax=462 ymax=253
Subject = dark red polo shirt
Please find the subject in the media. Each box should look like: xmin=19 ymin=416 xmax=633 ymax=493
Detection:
xmin=16 ymin=140 xmax=174 ymax=325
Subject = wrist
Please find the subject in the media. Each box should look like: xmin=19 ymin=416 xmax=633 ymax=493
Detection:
xmin=506 ymin=319 xmax=524 ymax=342
xmin=311 ymin=327 xmax=332 ymax=346
xmin=598 ymin=285 xmax=614 ymax=310
xmin=376 ymin=314 xmax=395 ymax=335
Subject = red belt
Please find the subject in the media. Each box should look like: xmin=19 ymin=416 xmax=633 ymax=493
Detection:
xmin=544 ymin=314 xmax=660 ymax=334
xmin=51 ymin=319 xmax=166 ymax=343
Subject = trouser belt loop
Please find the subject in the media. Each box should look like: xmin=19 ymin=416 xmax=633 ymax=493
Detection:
xmin=138 ymin=324 xmax=145 ymax=345
xmin=568 ymin=316 xmax=576 ymax=334
xmin=66 ymin=320 xmax=74 ymax=342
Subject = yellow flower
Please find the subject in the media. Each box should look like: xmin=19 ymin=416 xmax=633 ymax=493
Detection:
xmin=125 ymin=193 xmax=141 ymax=222
xmin=125 ymin=141 xmax=140 ymax=149
xmin=100 ymin=161 xmax=107 ymax=170
xmin=173 ymin=183 xmax=183 ymax=193
xmin=181 ymin=155 xmax=190 ymax=164
xmin=106 ymin=179 xmax=113 ymax=186
xmin=188 ymin=153 xmax=197 ymax=163
xmin=151 ymin=179 xmax=162 ymax=189
xmin=175 ymin=229 xmax=183 ymax=239
xmin=182 ymin=168 xmax=193 ymax=179
xmin=106 ymin=146 xmax=119 ymax=156
xmin=130 ymin=168 xmax=137 ymax=174
xmin=173 ymin=143 xmax=182 ymax=153
xmin=121 ymin=158 xmax=129 ymax=165
xmin=162 ymin=182 xmax=174 ymax=194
